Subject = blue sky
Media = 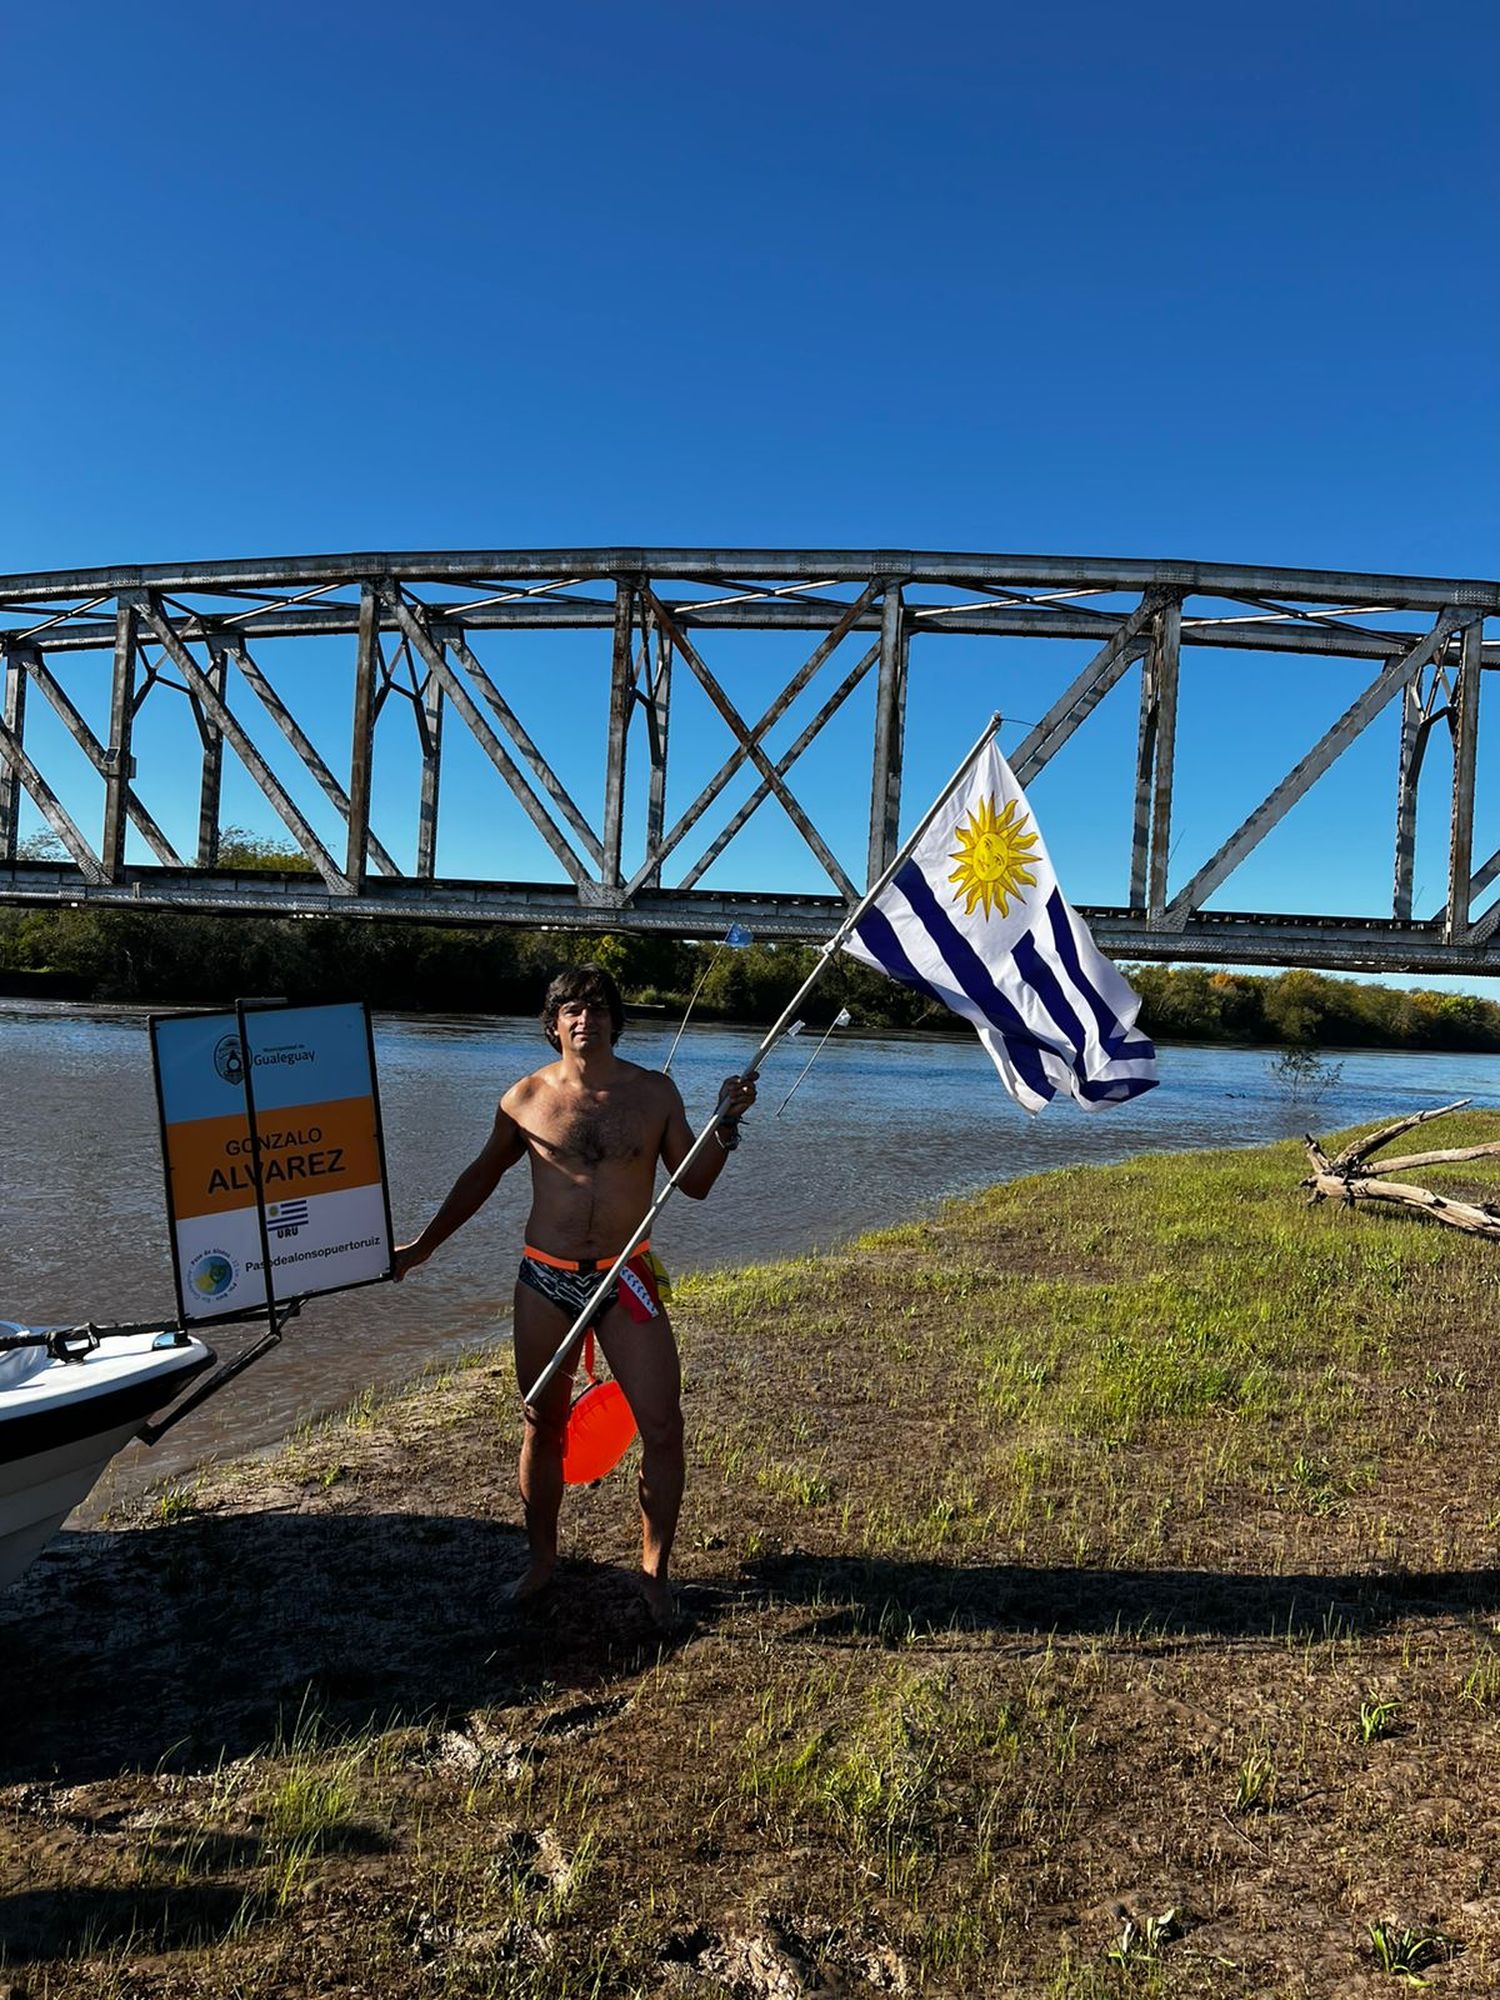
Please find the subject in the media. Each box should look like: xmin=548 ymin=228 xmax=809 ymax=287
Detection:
xmin=6 ymin=0 xmax=1500 ymax=941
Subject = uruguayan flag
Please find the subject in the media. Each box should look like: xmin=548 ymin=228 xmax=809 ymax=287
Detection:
xmin=842 ymin=740 xmax=1157 ymax=1113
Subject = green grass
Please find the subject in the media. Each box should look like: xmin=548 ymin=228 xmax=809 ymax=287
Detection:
xmin=688 ymin=1123 xmax=1500 ymax=1570
xmin=25 ymin=1114 xmax=1500 ymax=1996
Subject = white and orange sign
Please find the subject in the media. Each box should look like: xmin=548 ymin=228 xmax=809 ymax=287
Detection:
xmin=150 ymin=1002 xmax=393 ymax=1322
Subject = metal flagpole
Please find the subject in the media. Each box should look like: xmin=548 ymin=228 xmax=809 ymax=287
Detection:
xmin=775 ymin=1011 xmax=850 ymax=1117
xmin=661 ymin=955 xmax=716 ymax=1074
xmin=664 ymin=925 xmax=752 ymax=1073
xmin=522 ymin=712 xmax=1001 ymax=1407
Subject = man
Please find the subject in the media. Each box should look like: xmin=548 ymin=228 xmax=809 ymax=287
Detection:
xmin=394 ymin=963 xmax=756 ymax=1627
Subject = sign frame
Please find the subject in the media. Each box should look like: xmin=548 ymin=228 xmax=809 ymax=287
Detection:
xmin=149 ymin=997 xmax=395 ymax=1326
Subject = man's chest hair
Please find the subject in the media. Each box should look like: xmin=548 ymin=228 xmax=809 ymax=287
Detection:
xmin=530 ymin=1075 xmax=661 ymax=1168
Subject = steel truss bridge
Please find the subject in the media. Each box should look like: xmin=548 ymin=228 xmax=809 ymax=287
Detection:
xmin=3 ymin=548 xmax=1500 ymax=974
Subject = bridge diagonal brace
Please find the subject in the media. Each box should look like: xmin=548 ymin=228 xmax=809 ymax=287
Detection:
xmin=1465 ymin=837 xmax=1500 ymax=930
xmin=130 ymin=659 xmax=162 ymax=717
xmin=19 ymin=650 xmax=182 ymax=866
xmin=389 ymin=597 xmax=595 ymax=892
xmin=679 ymin=641 xmax=881 ymax=892
xmin=139 ymin=599 xmax=350 ymax=893
xmin=623 ymin=583 xmax=879 ymax=900
xmin=1161 ymin=607 xmax=1467 ymax=932
xmin=229 ymin=640 xmax=401 ymax=880
xmin=445 ymin=632 xmax=604 ymax=869
xmin=1459 ymin=687 xmax=1500 ymax=944
xmin=1011 ymin=591 xmax=1168 ymax=786
xmin=0 ymin=712 xmax=107 ymax=882
xmin=1463 ymin=889 xmax=1500 ymax=947
xmin=641 ymin=589 xmax=867 ymax=901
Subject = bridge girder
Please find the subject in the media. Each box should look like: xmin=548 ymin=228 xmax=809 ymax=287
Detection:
xmin=3 ymin=548 xmax=1499 ymax=976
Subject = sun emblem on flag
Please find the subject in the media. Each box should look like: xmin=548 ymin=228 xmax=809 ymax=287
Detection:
xmin=947 ymin=793 xmax=1040 ymax=919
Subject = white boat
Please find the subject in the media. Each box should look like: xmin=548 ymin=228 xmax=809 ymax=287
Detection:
xmin=0 ymin=1322 xmax=215 ymax=1589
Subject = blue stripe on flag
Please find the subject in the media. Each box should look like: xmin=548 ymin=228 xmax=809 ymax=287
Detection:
xmin=856 ymin=900 xmax=1056 ymax=1104
xmin=1043 ymin=892 xmax=1149 ymax=1063
xmin=854 ymin=901 xmax=1056 ymax=1105
xmin=1011 ymin=929 xmax=1093 ymax=1083
xmin=1007 ymin=926 xmax=1151 ymax=1103
xmin=890 ymin=863 xmax=1058 ymax=1103
xmin=1079 ymin=1075 xmax=1156 ymax=1103
xmin=1043 ymin=898 xmax=1155 ymax=1102
xmin=850 ymin=905 xmax=944 ymax=1007
xmin=1073 ymin=1067 xmax=1156 ymax=1103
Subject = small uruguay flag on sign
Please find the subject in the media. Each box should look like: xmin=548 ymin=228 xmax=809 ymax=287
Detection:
xmin=842 ymin=740 xmax=1157 ymax=1114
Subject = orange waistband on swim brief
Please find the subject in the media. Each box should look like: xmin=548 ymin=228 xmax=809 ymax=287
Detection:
xmin=522 ymin=1240 xmax=651 ymax=1273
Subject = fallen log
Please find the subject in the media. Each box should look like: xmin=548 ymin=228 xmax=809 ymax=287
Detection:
xmin=1302 ymin=1099 xmax=1500 ymax=1239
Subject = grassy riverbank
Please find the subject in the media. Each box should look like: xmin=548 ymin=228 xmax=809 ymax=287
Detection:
xmin=9 ymin=1122 xmax=1500 ymax=1996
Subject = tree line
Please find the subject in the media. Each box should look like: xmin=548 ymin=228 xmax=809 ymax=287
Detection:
xmin=3 ymin=893 xmax=1499 ymax=1052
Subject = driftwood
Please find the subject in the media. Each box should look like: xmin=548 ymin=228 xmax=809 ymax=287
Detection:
xmin=1302 ymin=1099 xmax=1500 ymax=1239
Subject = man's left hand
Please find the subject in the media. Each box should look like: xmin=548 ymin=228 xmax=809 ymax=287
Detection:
xmin=718 ymin=1073 xmax=757 ymax=1121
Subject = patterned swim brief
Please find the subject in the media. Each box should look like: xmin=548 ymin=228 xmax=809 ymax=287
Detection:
xmin=516 ymin=1242 xmax=662 ymax=1325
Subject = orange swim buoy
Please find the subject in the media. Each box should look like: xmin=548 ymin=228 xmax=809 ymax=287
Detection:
xmin=561 ymin=1377 xmax=637 ymax=1485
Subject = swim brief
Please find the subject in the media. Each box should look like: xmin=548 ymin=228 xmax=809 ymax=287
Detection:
xmin=517 ymin=1242 xmax=663 ymax=1325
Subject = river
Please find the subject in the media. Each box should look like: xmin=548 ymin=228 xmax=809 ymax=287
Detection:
xmin=4 ymin=999 xmax=1498 ymax=1506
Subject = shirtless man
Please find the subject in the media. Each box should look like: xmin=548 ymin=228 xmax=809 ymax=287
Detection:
xmin=393 ymin=963 xmax=756 ymax=1627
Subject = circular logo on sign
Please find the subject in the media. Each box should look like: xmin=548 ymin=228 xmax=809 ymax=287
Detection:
xmin=188 ymin=1250 xmax=236 ymax=1300
xmin=213 ymin=1034 xmax=245 ymax=1087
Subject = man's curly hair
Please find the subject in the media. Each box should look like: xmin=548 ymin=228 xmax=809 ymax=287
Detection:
xmin=541 ymin=963 xmax=625 ymax=1051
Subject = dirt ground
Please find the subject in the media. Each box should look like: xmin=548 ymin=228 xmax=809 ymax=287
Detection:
xmin=8 ymin=1135 xmax=1500 ymax=1997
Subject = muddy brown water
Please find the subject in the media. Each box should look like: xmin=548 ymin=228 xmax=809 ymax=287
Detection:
xmin=3 ymin=999 xmax=1497 ymax=1507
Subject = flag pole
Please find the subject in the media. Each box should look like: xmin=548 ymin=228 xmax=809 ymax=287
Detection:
xmin=665 ymin=927 xmax=754 ymax=1071
xmin=734 ymin=710 xmax=1002 ymax=1086
xmin=521 ymin=712 xmax=1001 ymax=1408
xmin=662 ymin=947 xmax=721 ymax=1074
xmin=775 ymin=1013 xmax=848 ymax=1117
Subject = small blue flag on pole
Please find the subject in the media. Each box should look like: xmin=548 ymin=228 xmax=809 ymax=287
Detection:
xmin=725 ymin=923 xmax=753 ymax=948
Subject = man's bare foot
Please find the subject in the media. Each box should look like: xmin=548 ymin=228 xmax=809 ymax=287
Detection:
xmin=506 ymin=1558 xmax=557 ymax=1607
xmin=639 ymin=1573 xmax=678 ymax=1632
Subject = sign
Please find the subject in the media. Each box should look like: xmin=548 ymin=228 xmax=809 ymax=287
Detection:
xmin=150 ymin=1001 xmax=393 ymax=1323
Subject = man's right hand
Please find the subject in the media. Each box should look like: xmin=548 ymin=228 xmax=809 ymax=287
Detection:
xmin=391 ymin=1242 xmax=428 ymax=1282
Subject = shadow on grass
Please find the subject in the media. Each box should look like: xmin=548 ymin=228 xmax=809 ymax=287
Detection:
xmin=0 ymin=1814 xmax=392 ymax=1965
xmin=745 ymin=1552 xmax=1500 ymax=1646
xmin=14 ymin=1508 xmax=1495 ymax=1794
xmin=0 ymin=1882 xmax=262 ymax=1966
xmin=0 ymin=1508 xmax=691 ymax=1787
